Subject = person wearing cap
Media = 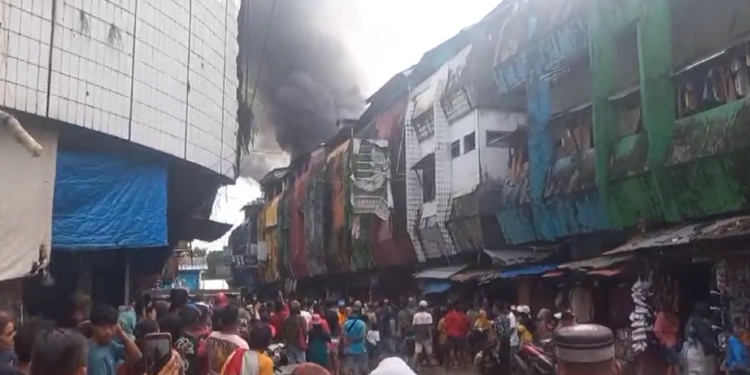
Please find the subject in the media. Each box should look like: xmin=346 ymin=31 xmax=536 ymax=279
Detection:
xmin=412 ymin=300 xmax=434 ymax=369
xmin=307 ymin=314 xmax=332 ymax=368
xmin=554 ymin=324 xmax=621 ymax=375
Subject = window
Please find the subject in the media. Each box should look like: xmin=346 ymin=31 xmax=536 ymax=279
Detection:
xmin=486 ymin=130 xmax=511 ymax=148
xmin=422 ymin=167 xmax=435 ymax=202
xmin=451 ymin=141 xmax=461 ymax=158
xmin=411 ymin=110 xmax=435 ymax=142
xmin=464 ymin=132 xmax=476 ymax=153
xmin=674 ymin=40 xmax=750 ymax=119
xmin=441 ymin=89 xmax=471 ymax=120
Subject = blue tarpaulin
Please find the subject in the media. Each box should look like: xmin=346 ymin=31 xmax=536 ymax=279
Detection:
xmin=420 ymin=279 xmax=454 ymax=294
xmin=52 ymin=151 xmax=168 ymax=250
xmin=497 ymin=264 xmax=558 ymax=278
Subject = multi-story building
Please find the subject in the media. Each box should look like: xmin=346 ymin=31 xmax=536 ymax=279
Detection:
xmin=487 ymin=0 xmax=750 ymax=254
xmin=0 ymin=0 xmax=241 ymax=305
xmin=404 ymin=13 xmax=529 ymax=261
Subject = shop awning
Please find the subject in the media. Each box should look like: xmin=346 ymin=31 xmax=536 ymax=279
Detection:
xmin=451 ymin=269 xmax=495 ymax=282
xmin=558 ymin=254 xmax=635 ymax=270
xmin=587 ymin=267 xmax=625 ymax=277
xmin=483 ymin=249 xmax=555 ymax=266
xmin=178 ymin=217 xmax=233 ymax=242
xmin=605 ymin=215 xmax=750 ymax=255
xmin=420 ymin=279 xmax=454 ymax=294
xmin=414 ymin=264 xmax=468 ymax=279
xmin=497 ymin=264 xmax=558 ymax=278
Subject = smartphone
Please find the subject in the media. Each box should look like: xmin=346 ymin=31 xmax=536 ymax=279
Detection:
xmin=143 ymin=332 xmax=172 ymax=375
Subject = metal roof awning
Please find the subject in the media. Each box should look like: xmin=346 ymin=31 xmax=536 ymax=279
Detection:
xmin=451 ymin=269 xmax=495 ymax=282
xmin=605 ymin=215 xmax=750 ymax=255
xmin=414 ymin=264 xmax=468 ymax=279
xmin=497 ymin=264 xmax=558 ymax=278
xmin=558 ymin=254 xmax=635 ymax=270
xmin=179 ymin=217 xmax=233 ymax=243
xmin=483 ymin=249 xmax=555 ymax=266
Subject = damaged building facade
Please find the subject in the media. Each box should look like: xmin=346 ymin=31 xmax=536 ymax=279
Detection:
xmin=231 ymin=0 xmax=750 ymax=290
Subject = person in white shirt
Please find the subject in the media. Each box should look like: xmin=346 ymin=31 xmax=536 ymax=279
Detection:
xmin=411 ymin=300 xmax=433 ymax=368
xmin=508 ymin=306 xmax=519 ymax=370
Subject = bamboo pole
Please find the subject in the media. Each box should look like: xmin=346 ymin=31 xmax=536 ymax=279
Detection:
xmin=0 ymin=110 xmax=43 ymax=157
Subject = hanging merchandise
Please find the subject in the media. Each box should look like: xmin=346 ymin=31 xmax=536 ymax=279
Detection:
xmin=569 ymin=283 xmax=594 ymax=323
xmin=629 ymin=274 xmax=653 ymax=354
xmin=731 ymin=57 xmax=750 ymax=98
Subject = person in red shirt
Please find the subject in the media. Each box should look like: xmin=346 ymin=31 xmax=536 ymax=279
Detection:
xmin=269 ymin=300 xmax=290 ymax=341
xmin=443 ymin=303 xmax=470 ymax=367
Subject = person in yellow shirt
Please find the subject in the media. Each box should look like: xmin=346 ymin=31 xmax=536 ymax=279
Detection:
xmin=337 ymin=300 xmax=348 ymax=325
xmin=222 ymin=323 xmax=275 ymax=375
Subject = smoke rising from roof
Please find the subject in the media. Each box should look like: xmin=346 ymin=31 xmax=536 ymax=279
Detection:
xmin=238 ymin=0 xmax=365 ymax=180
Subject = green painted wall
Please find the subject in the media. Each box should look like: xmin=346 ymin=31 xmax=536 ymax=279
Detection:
xmin=592 ymin=0 xmax=750 ymax=227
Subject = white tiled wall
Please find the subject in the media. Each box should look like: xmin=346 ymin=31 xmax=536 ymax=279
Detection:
xmin=0 ymin=0 xmax=53 ymax=115
xmin=404 ymin=47 xmax=471 ymax=260
xmin=186 ymin=0 xmax=226 ymax=175
xmin=49 ymin=0 xmax=135 ymax=139
xmin=221 ymin=0 xmax=239 ymax=177
xmin=131 ymin=0 xmax=189 ymax=158
xmin=0 ymin=0 xmax=241 ymax=179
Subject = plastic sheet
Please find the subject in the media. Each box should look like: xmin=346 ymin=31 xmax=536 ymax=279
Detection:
xmin=52 ymin=151 xmax=168 ymax=250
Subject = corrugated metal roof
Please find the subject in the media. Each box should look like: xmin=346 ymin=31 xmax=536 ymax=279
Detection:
xmin=414 ymin=264 xmax=468 ymax=279
xmin=697 ymin=215 xmax=750 ymax=240
xmin=498 ymin=264 xmax=558 ymax=278
xmin=483 ymin=249 xmax=554 ymax=266
xmin=604 ymin=223 xmax=702 ymax=254
xmin=451 ymin=269 xmax=495 ymax=282
xmin=605 ymin=215 xmax=750 ymax=255
xmin=558 ymin=254 xmax=635 ymax=270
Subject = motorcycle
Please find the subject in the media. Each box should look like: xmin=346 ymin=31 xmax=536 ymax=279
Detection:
xmin=515 ymin=340 xmax=556 ymax=375
xmin=267 ymin=343 xmax=295 ymax=375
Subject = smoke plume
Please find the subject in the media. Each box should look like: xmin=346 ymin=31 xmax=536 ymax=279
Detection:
xmin=238 ymin=0 xmax=365 ymax=180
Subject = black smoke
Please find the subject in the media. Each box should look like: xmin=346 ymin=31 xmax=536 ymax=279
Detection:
xmin=238 ymin=0 xmax=365 ymax=180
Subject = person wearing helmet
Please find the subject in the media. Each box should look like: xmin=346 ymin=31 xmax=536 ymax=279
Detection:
xmin=412 ymin=300 xmax=433 ymax=369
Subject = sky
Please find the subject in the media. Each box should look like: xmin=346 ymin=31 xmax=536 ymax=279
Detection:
xmin=196 ymin=0 xmax=501 ymax=251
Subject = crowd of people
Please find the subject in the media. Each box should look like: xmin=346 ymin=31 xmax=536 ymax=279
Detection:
xmin=0 ymin=288 xmax=594 ymax=375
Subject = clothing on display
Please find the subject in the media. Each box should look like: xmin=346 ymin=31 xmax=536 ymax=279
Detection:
xmin=569 ymin=284 xmax=594 ymax=324
xmin=629 ymin=276 xmax=653 ymax=354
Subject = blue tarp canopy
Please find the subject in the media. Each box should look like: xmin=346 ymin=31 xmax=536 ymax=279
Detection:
xmin=419 ymin=279 xmax=454 ymax=294
xmin=52 ymin=151 xmax=168 ymax=250
xmin=497 ymin=264 xmax=558 ymax=278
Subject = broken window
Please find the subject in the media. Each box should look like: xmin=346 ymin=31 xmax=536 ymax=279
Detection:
xmin=674 ymin=42 xmax=750 ymax=118
xmin=550 ymin=105 xmax=593 ymax=159
xmin=610 ymin=86 xmax=643 ymax=138
xmin=451 ymin=141 xmax=461 ymax=158
xmin=486 ymin=130 xmax=512 ymax=147
xmin=421 ymin=166 xmax=436 ymax=202
xmin=464 ymin=132 xmax=476 ymax=153
xmin=441 ymin=88 xmax=472 ymax=120
xmin=413 ymin=153 xmax=436 ymax=202
xmin=411 ymin=110 xmax=435 ymax=142
xmin=507 ymin=130 xmax=529 ymax=181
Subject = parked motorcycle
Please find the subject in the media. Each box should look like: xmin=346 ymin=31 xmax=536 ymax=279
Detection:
xmin=267 ymin=343 xmax=293 ymax=375
xmin=515 ymin=340 xmax=556 ymax=375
